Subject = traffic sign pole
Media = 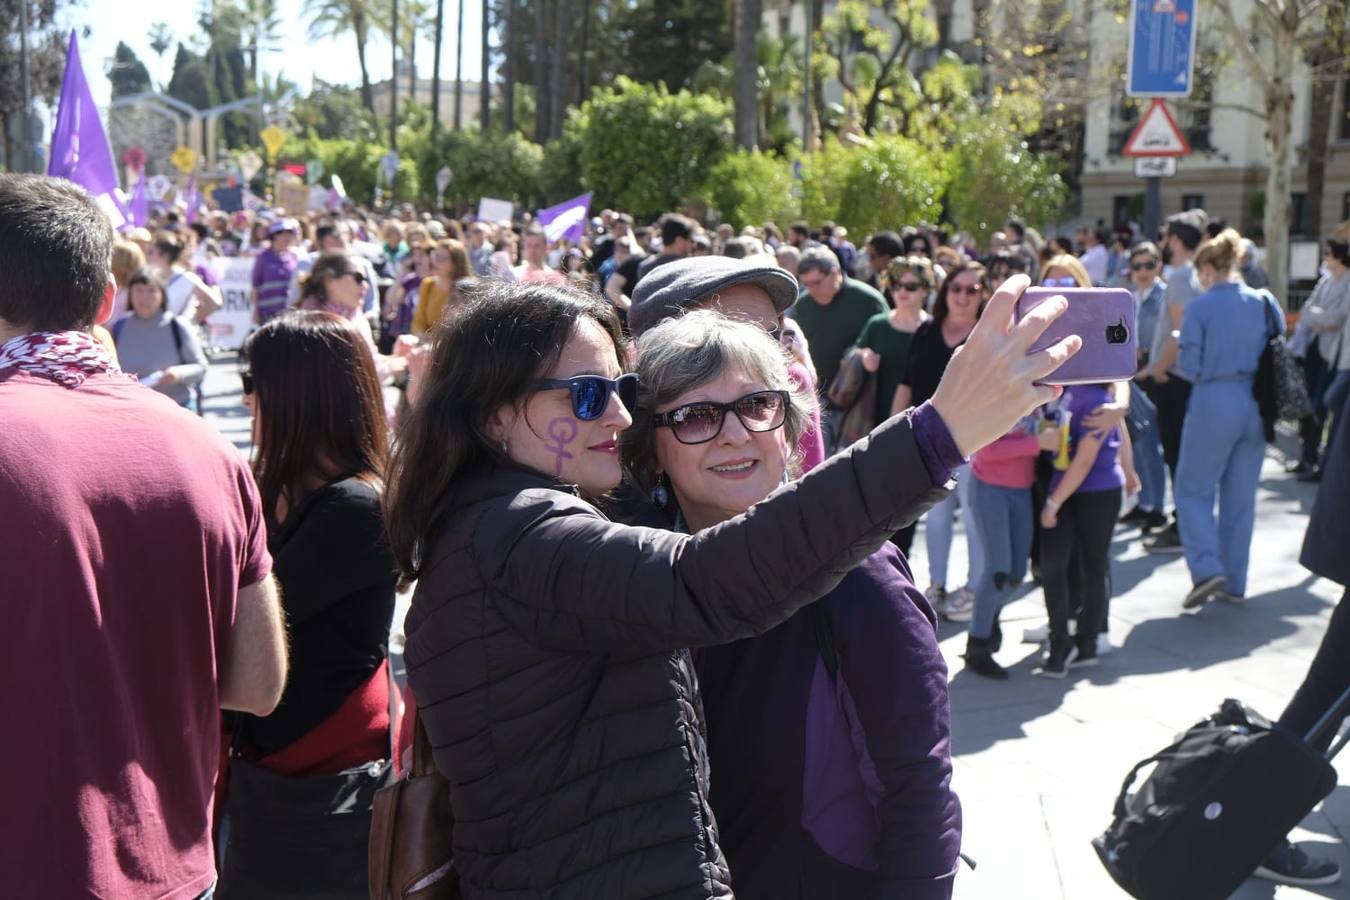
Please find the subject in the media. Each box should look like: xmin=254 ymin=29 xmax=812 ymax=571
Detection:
xmin=1144 ymin=177 xmax=1161 ymax=241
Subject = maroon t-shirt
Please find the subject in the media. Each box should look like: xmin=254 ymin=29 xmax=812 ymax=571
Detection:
xmin=0 ymin=371 xmax=272 ymax=899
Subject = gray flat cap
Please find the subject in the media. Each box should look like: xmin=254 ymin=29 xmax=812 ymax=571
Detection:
xmin=628 ymin=255 xmax=800 ymax=336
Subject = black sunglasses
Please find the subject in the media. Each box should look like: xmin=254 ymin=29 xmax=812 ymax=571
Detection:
xmin=652 ymin=390 xmax=790 ymax=445
xmin=1130 ymin=260 xmax=1158 ymax=271
xmin=240 ymin=371 xmax=254 ymax=395
xmin=531 ymin=373 xmax=639 ymax=421
xmin=891 ymin=280 xmax=926 ymax=292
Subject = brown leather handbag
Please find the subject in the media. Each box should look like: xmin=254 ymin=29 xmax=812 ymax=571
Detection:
xmin=368 ymin=714 xmax=461 ymax=899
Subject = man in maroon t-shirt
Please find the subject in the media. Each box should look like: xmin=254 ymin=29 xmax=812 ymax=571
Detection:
xmin=0 ymin=175 xmax=288 ymax=900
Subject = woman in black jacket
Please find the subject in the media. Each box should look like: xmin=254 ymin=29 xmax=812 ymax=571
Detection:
xmin=384 ymin=276 xmax=1076 ymax=899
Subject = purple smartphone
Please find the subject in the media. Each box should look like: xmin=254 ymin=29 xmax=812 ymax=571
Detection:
xmin=1016 ymin=287 xmax=1137 ymax=385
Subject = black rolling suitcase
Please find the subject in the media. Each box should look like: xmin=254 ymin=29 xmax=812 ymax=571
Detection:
xmin=1093 ymin=689 xmax=1350 ymax=900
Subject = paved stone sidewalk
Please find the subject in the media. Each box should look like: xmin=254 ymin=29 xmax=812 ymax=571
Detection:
xmin=916 ymin=452 xmax=1348 ymax=899
xmin=201 ymin=355 xmax=1348 ymax=897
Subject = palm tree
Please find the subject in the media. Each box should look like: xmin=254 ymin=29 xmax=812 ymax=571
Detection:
xmin=431 ymin=0 xmax=444 ymax=134
xmin=454 ymin=0 xmax=465 ymax=129
xmin=733 ymin=0 xmax=762 ymax=149
xmin=306 ymin=0 xmax=377 ymax=112
xmin=548 ymin=0 xmax=572 ymax=140
xmin=239 ymin=0 xmax=283 ymax=85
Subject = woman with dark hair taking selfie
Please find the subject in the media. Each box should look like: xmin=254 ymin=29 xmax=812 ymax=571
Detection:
xmin=385 ymin=276 xmax=1077 ymax=899
xmin=219 ymin=311 xmax=398 ymax=898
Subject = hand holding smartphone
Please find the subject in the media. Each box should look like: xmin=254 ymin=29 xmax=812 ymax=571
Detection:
xmin=1016 ymin=287 xmax=1137 ymax=385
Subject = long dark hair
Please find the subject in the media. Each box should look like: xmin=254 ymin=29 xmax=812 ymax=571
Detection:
xmin=243 ymin=311 xmax=389 ymax=518
xmin=933 ymin=260 xmax=988 ymax=327
xmin=384 ymin=280 xmax=626 ymax=582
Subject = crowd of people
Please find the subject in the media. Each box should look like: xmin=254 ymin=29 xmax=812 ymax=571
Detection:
xmin=5 ymin=169 xmax=1350 ymax=898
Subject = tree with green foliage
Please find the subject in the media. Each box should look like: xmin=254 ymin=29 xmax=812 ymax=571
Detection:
xmin=702 ymin=149 xmax=798 ymax=229
xmin=814 ymin=0 xmax=938 ymax=135
xmin=802 ymin=136 xmax=947 ymax=236
xmin=566 ymin=76 xmax=732 ymax=219
xmin=612 ymin=0 xmax=734 ymax=92
xmin=415 ymin=128 xmax=544 ymax=209
xmin=110 ymin=42 xmax=152 ymax=99
xmin=282 ymin=134 xmax=420 ymax=204
xmin=167 ymin=44 xmax=213 ymax=110
xmin=305 ymin=0 xmax=377 ymax=112
xmin=945 ymin=118 xmax=1067 ymax=243
xmin=292 ymin=79 xmax=379 ymax=141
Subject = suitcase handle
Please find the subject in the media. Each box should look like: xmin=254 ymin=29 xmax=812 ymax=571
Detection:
xmin=1303 ymin=685 xmax=1350 ymax=754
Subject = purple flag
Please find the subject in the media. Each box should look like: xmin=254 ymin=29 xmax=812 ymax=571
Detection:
xmin=184 ymin=171 xmax=200 ymax=225
xmin=48 ymin=31 xmax=127 ymax=228
xmin=537 ymin=192 xmax=593 ymax=243
xmin=129 ymin=172 xmax=148 ymax=227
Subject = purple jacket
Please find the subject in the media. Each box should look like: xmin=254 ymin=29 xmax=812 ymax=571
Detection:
xmin=696 ymin=545 xmax=961 ymax=899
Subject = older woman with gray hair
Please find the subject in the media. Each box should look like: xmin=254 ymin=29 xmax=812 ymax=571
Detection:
xmin=622 ymin=308 xmax=962 ymax=898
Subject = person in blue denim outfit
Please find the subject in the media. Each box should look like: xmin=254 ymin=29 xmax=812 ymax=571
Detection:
xmin=1174 ymin=229 xmax=1282 ymax=609
xmin=1121 ymin=242 xmax=1169 ymax=531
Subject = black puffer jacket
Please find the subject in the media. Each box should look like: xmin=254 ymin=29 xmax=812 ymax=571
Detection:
xmin=403 ymin=411 xmax=952 ymax=899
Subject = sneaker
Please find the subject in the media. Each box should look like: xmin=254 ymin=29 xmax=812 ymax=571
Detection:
xmin=1141 ymin=510 xmax=1169 ymax=534
xmin=1033 ymin=641 xmax=1078 ymax=679
xmin=1286 ymin=460 xmax=1317 ymax=476
xmin=1183 ymin=574 xmax=1226 ymax=610
xmin=925 ymin=584 xmax=948 ymax=617
xmin=1119 ymin=505 xmax=1152 ymax=526
xmin=1070 ymin=637 xmax=1098 ymax=668
xmin=1218 ymin=591 xmax=1244 ymax=603
xmin=942 ymin=587 xmax=974 ymax=623
xmin=1144 ymin=525 xmax=1184 ymax=554
xmin=1252 ymin=840 xmax=1342 ymax=887
xmin=1096 ymin=632 xmax=1113 ymax=656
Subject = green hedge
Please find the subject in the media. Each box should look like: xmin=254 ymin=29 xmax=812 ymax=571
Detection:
xmin=701 ymin=149 xmax=799 ymax=231
xmin=279 ymin=135 xmax=420 ymax=205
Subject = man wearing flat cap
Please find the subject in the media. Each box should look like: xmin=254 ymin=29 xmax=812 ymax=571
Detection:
xmin=630 ymin=254 xmax=826 ymax=469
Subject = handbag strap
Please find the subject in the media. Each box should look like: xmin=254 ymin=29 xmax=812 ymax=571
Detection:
xmin=1261 ymin=292 xmax=1280 ymax=341
xmin=411 ymin=713 xmax=436 ymax=778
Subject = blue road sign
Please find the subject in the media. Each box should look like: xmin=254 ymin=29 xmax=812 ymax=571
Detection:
xmin=1126 ymin=0 xmax=1196 ymax=97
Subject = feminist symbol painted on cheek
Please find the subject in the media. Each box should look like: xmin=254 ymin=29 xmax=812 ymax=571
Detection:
xmin=545 ymin=417 xmax=580 ymax=477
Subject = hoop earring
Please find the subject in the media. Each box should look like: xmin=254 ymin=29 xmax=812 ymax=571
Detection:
xmin=651 ymin=473 xmax=669 ymax=507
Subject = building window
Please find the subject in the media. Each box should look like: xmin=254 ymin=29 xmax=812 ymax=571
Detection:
xmin=1290 ymin=193 xmax=1309 ymax=238
xmin=1342 ymin=191 xmax=1350 ymax=222
xmin=1113 ymin=194 xmax=1139 ymax=228
xmin=1182 ymin=193 xmax=1205 ymax=211
xmin=1108 ymin=93 xmax=1141 ymax=156
xmin=938 ymin=13 xmax=953 ymax=51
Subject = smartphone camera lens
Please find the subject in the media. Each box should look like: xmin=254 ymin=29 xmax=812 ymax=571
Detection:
xmin=1106 ymin=318 xmax=1130 ymax=345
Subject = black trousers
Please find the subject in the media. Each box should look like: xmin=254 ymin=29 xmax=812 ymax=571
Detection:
xmin=890 ymin=522 xmax=916 ymax=557
xmin=1278 ymin=589 xmax=1350 ymax=753
xmin=1040 ymin=487 xmax=1121 ymax=647
xmin=1298 ymin=348 xmax=1331 ymax=467
xmin=1141 ymin=376 xmax=1192 ymax=483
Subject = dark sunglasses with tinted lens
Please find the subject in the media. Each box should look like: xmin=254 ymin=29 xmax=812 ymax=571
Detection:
xmin=349 ymin=270 xmax=368 ymax=284
xmin=240 ymin=371 xmax=254 ymax=395
xmin=652 ymin=390 xmax=790 ymax=445
xmin=948 ymin=282 xmax=985 ymax=296
xmin=532 ymin=373 xmax=639 ymax=421
xmin=1130 ymin=260 xmax=1158 ymax=271
xmin=892 ymin=280 xmax=926 ymax=292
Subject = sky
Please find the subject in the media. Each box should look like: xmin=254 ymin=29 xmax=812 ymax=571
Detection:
xmin=67 ymin=0 xmax=486 ymax=109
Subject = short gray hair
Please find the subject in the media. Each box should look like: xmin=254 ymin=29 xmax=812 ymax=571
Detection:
xmin=796 ymin=246 xmax=840 ymax=277
xmin=622 ymin=309 xmax=814 ymax=495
